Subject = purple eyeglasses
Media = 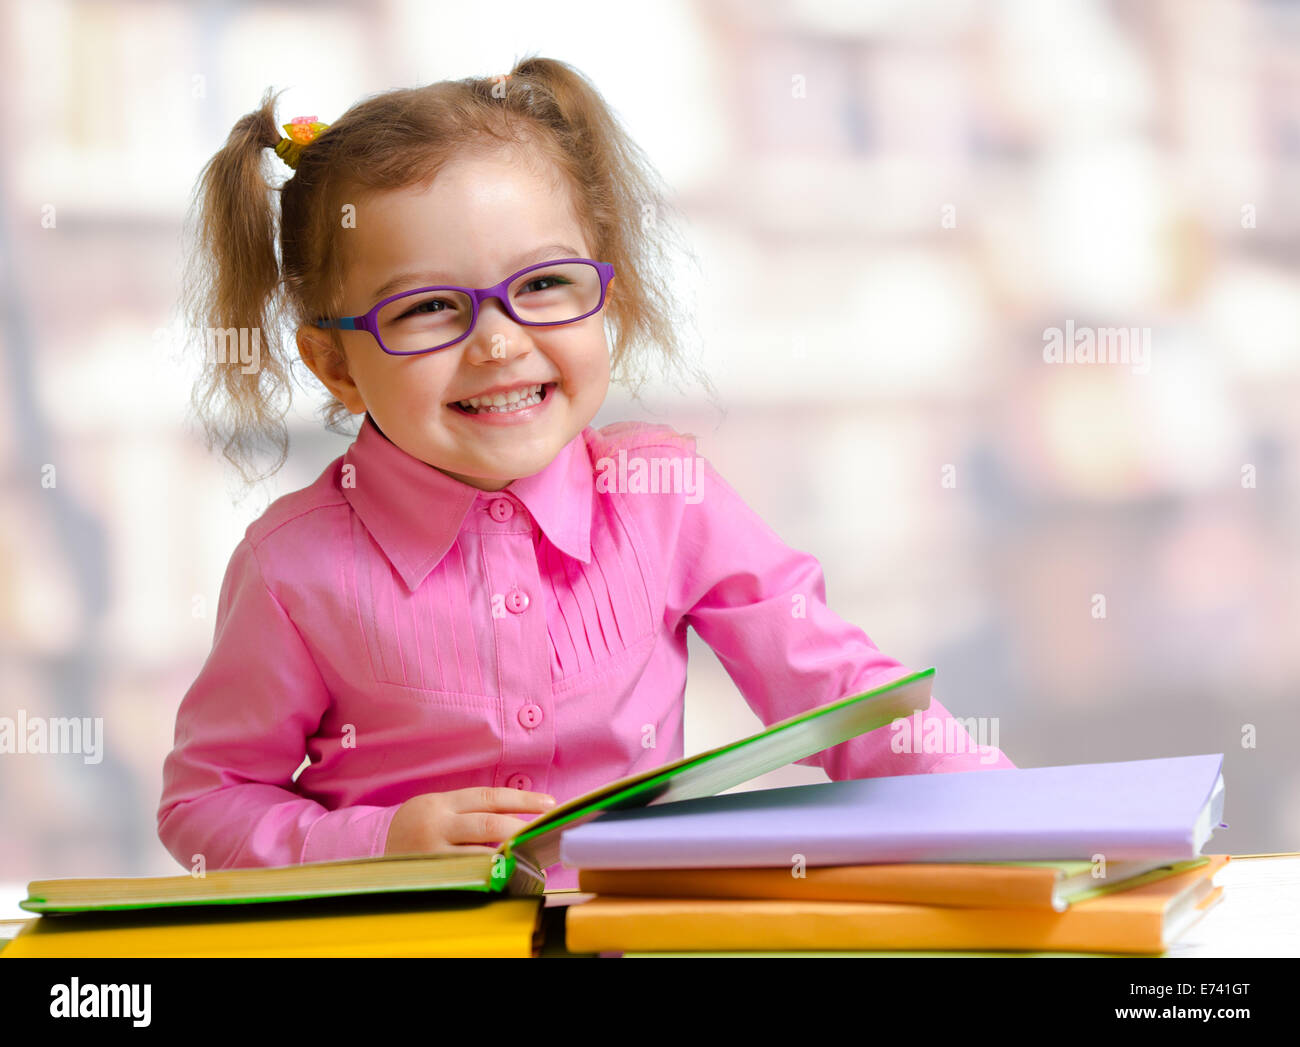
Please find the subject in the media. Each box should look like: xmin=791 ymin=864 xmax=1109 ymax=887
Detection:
xmin=313 ymin=257 xmax=615 ymax=356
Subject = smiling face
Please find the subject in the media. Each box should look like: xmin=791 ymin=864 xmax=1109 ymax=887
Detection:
xmin=296 ymin=143 xmax=611 ymax=491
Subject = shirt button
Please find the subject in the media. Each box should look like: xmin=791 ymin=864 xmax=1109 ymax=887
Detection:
xmin=505 ymin=588 xmax=530 ymax=614
xmin=506 ymin=773 xmax=532 ymax=791
xmin=488 ymin=497 xmax=514 ymax=522
xmin=517 ymin=704 xmax=543 ymax=729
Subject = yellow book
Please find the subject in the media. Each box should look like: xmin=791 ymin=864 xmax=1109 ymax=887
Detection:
xmin=565 ymin=855 xmax=1228 ymax=955
xmin=2 ymin=894 xmax=542 ymax=958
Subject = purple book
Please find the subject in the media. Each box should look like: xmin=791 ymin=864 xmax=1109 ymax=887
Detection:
xmin=558 ymin=754 xmax=1226 ymax=869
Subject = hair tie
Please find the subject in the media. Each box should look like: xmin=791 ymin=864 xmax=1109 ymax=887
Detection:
xmin=273 ymin=115 xmax=330 ymax=170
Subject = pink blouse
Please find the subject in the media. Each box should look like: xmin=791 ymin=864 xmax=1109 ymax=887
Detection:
xmin=158 ymin=413 xmax=1014 ymax=889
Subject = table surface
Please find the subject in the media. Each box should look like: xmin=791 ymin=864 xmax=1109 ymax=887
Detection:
xmin=1162 ymin=853 xmax=1300 ymax=958
xmin=2 ymin=853 xmax=1296 ymax=957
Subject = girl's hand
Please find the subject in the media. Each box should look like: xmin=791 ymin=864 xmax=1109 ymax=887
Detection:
xmin=384 ymin=787 xmax=558 ymax=856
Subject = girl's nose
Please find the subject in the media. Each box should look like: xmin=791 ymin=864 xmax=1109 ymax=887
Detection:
xmin=465 ymin=298 xmax=529 ymax=364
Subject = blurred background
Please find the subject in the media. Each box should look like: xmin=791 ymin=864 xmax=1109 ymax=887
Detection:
xmin=1 ymin=0 xmax=1297 ymax=900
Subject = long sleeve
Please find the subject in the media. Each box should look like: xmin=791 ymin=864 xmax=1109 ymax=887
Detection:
xmin=157 ymin=537 xmax=400 ymax=869
xmin=666 ymin=454 xmax=1015 ymax=779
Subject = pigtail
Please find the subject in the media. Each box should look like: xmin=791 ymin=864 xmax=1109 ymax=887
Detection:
xmin=180 ymin=87 xmax=297 ymax=486
xmin=498 ymin=56 xmax=715 ymax=403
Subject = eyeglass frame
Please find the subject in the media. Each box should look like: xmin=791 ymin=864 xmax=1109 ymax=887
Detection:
xmin=312 ymin=257 xmax=616 ymax=356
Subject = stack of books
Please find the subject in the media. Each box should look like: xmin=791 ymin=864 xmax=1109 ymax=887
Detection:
xmin=560 ymin=753 xmax=1229 ymax=956
xmin=2 ymin=669 xmax=1228 ymax=957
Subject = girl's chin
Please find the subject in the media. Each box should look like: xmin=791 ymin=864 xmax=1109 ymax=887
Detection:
xmin=433 ymin=465 xmax=509 ymax=488
xmin=437 ymin=456 xmax=549 ymax=489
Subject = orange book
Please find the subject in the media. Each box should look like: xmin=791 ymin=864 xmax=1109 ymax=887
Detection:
xmin=578 ymin=857 xmax=1209 ymax=911
xmin=565 ymin=855 xmax=1228 ymax=955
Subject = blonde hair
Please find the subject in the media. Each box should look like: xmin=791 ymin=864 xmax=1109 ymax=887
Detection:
xmin=180 ymin=55 xmax=713 ymax=485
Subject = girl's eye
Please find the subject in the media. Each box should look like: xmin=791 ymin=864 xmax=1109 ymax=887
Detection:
xmin=519 ymin=275 xmax=572 ymax=295
xmin=398 ymin=297 xmax=453 ymax=320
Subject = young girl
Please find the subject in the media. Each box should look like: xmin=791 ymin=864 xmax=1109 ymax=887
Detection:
xmin=158 ymin=56 xmax=1014 ymax=891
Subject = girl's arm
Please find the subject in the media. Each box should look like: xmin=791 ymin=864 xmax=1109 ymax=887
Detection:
xmin=156 ymin=537 xmax=400 ymax=870
xmin=659 ymin=445 xmax=1015 ymax=779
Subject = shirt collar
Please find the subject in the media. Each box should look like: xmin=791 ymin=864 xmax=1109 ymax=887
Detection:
xmin=342 ymin=413 xmax=593 ymax=592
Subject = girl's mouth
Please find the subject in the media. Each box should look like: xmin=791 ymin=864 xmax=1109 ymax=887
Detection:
xmin=448 ymin=382 xmax=556 ymax=419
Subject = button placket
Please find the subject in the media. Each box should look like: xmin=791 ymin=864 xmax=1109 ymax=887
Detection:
xmin=480 ymin=493 xmax=552 ymax=799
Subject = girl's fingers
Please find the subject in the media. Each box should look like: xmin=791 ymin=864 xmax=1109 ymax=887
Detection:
xmin=449 ymin=787 xmax=558 ymax=813
xmin=446 ymin=812 xmax=532 ymax=846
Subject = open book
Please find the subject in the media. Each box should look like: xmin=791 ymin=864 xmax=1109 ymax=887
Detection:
xmin=20 ymin=668 xmax=935 ymax=914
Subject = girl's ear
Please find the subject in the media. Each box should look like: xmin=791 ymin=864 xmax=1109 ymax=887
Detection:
xmin=296 ymin=325 xmax=366 ymax=414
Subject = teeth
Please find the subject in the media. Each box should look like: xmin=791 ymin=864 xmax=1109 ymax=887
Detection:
xmin=457 ymin=384 xmax=545 ymax=413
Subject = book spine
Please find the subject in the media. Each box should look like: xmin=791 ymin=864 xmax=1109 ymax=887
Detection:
xmin=504 ymin=853 xmax=547 ymax=896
